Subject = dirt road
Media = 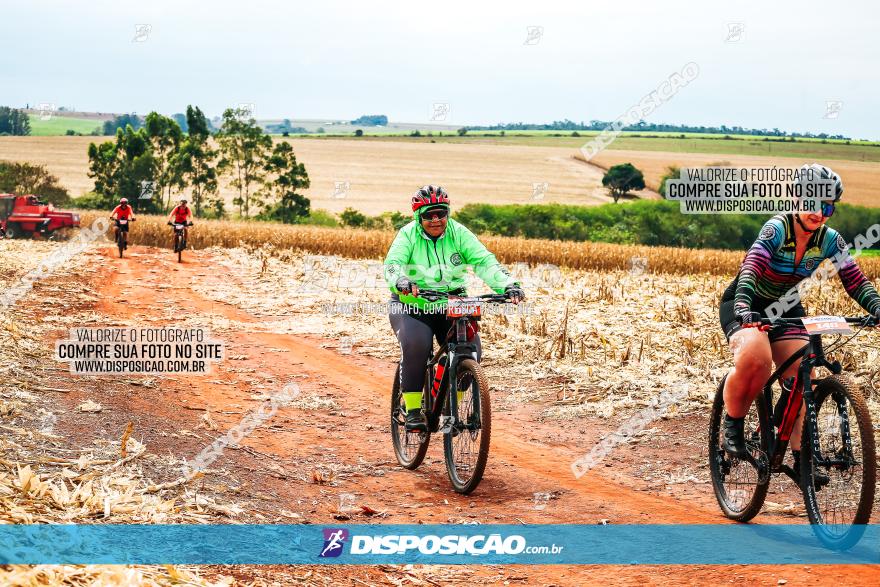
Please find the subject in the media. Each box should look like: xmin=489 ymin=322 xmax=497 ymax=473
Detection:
xmin=34 ymin=245 xmax=879 ymax=585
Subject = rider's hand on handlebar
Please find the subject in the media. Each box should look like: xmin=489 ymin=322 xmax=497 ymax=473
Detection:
xmin=504 ymin=283 xmax=525 ymax=304
xmin=395 ymin=277 xmax=418 ymax=297
xmin=738 ymin=311 xmax=769 ymax=331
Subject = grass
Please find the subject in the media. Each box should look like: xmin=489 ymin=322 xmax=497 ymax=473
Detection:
xmin=27 ymin=115 xmax=101 ymax=136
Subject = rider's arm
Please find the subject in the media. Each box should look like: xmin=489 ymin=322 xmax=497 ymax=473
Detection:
xmin=110 ymin=206 xmax=119 ymax=219
xmin=383 ymin=226 xmax=414 ymax=293
xmin=454 ymin=220 xmax=518 ymax=294
xmin=733 ymin=216 xmax=785 ymax=322
xmin=825 ymin=227 xmax=880 ymax=317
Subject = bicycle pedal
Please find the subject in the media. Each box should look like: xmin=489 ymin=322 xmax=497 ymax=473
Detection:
xmin=439 ymin=416 xmax=454 ymax=434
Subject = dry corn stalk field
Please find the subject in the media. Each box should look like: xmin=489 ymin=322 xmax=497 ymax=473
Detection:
xmin=197 ymin=245 xmax=880 ymax=424
xmin=80 ymin=211 xmax=880 ymax=280
xmin=0 ymin=242 xmax=241 ymax=586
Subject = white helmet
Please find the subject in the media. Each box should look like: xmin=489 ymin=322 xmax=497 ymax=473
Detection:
xmin=799 ymin=163 xmax=843 ymax=201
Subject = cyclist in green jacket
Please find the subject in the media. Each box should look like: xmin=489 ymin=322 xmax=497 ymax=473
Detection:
xmin=384 ymin=185 xmax=525 ymax=430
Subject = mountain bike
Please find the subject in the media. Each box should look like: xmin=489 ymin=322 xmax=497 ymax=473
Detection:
xmin=169 ymin=221 xmax=192 ymax=263
xmin=709 ymin=315 xmax=877 ymax=550
xmin=114 ymin=218 xmax=133 ymax=258
xmin=390 ymin=290 xmax=515 ymax=494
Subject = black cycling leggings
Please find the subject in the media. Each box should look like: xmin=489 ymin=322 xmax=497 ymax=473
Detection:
xmin=389 ymin=300 xmax=482 ymax=392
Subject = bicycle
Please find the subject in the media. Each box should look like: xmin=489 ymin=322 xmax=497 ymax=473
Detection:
xmin=390 ymin=290 xmax=515 ymax=494
xmin=709 ymin=315 xmax=877 ymax=550
xmin=114 ymin=218 xmax=134 ymax=258
xmin=168 ymin=221 xmax=192 ymax=263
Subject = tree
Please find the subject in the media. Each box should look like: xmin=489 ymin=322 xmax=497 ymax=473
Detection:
xmin=602 ymin=163 xmax=646 ymax=203
xmin=0 ymin=160 xmax=69 ymax=204
xmin=0 ymin=107 xmax=31 ymax=136
xmin=103 ymin=114 xmax=143 ymax=135
xmin=86 ymin=125 xmax=159 ymax=211
xmin=172 ymin=113 xmax=189 ymax=133
xmin=258 ymin=141 xmax=311 ymax=223
xmin=144 ymin=112 xmax=184 ymax=210
xmin=457 ymin=127 xmax=468 ymax=136
xmin=658 ymin=165 xmax=681 ymax=197
xmin=174 ymin=106 xmax=218 ymax=217
xmin=216 ymin=107 xmax=272 ymax=218
xmin=340 ymin=207 xmax=367 ymax=227
xmin=354 ymin=129 xmax=364 ymax=137
xmin=350 ymin=114 xmax=388 ymax=126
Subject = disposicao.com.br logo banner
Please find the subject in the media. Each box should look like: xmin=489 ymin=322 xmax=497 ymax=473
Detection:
xmin=0 ymin=525 xmax=876 ymax=565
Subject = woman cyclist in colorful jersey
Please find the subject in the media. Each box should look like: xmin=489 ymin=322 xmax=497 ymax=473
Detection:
xmin=384 ymin=185 xmax=525 ymax=430
xmin=720 ymin=164 xmax=880 ymax=478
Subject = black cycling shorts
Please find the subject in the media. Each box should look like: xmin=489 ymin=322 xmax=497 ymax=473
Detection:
xmin=720 ymin=298 xmax=808 ymax=344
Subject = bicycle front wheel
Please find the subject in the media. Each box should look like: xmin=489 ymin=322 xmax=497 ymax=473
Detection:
xmin=801 ymin=375 xmax=876 ymax=550
xmin=443 ymin=358 xmax=491 ymax=494
xmin=708 ymin=373 xmax=771 ymax=522
xmin=390 ymin=364 xmax=429 ymax=470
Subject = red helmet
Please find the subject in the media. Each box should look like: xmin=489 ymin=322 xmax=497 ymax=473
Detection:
xmin=411 ymin=185 xmax=449 ymax=212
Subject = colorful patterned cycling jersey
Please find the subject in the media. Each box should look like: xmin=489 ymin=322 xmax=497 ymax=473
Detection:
xmin=731 ymin=214 xmax=880 ymax=318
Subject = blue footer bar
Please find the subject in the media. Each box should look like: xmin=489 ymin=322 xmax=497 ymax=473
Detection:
xmin=0 ymin=524 xmax=877 ymax=565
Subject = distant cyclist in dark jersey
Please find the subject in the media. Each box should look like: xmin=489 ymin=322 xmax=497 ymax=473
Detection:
xmin=720 ymin=164 xmax=880 ymax=474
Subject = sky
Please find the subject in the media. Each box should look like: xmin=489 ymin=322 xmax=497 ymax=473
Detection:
xmin=1 ymin=0 xmax=878 ymax=138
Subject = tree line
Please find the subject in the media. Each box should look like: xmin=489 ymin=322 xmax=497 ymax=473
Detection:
xmin=463 ymin=119 xmax=850 ymax=140
xmin=82 ymin=106 xmax=310 ymax=222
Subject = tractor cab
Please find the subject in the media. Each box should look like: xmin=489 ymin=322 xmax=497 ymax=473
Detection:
xmin=0 ymin=195 xmax=13 ymax=221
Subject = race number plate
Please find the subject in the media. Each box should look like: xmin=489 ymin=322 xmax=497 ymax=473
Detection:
xmin=801 ymin=316 xmax=852 ymax=335
xmin=447 ymin=298 xmax=483 ymax=318
xmin=118 ymin=219 xmax=128 ymax=224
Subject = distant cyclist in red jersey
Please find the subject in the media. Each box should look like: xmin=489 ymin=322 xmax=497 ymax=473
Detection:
xmin=110 ymin=197 xmax=136 ymax=248
xmin=167 ymin=199 xmax=194 ymax=240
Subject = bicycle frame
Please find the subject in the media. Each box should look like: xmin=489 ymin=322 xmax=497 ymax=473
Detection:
xmin=422 ymin=315 xmax=480 ymax=434
xmin=757 ymin=328 xmax=849 ymax=481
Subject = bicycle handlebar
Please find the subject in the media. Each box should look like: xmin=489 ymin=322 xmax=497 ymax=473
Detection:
xmin=416 ymin=289 xmax=514 ymax=303
xmin=745 ymin=315 xmax=878 ymax=329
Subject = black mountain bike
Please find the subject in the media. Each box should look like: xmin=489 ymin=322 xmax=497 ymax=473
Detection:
xmin=709 ymin=315 xmax=877 ymax=550
xmin=169 ymin=221 xmax=192 ymax=263
xmin=114 ymin=218 xmax=133 ymax=258
xmin=391 ymin=290 xmax=514 ymax=494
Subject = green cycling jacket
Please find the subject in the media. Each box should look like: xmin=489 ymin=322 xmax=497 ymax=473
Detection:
xmin=383 ymin=215 xmax=517 ymax=309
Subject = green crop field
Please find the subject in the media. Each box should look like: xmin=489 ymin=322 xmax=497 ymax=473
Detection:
xmin=27 ymin=115 xmax=102 ymax=136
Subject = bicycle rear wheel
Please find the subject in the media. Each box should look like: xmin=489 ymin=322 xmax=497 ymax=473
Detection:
xmin=390 ymin=364 xmax=429 ymax=469
xmin=801 ymin=376 xmax=876 ymax=550
xmin=709 ymin=373 xmax=771 ymax=521
xmin=443 ymin=358 xmax=491 ymax=494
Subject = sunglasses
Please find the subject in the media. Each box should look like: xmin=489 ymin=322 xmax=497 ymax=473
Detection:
xmin=821 ymin=201 xmax=835 ymax=218
xmin=421 ymin=209 xmax=448 ymax=221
